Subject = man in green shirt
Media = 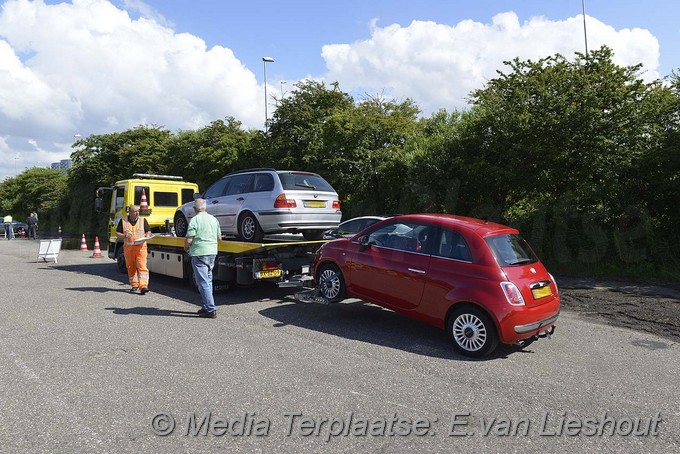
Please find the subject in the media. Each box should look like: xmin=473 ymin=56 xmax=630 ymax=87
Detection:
xmin=184 ymin=198 xmax=222 ymax=318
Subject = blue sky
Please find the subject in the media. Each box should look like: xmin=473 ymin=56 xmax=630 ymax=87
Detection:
xmin=0 ymin=0 xmax=678 ymax=180
xmin=135 ymin=0 xmax=679 ymax=81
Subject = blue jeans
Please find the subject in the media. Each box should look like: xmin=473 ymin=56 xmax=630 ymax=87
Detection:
xmin=4 ymin=223 xmax=12 ymax=240
xmin=191 ymin=255 xmax=216 ymax=313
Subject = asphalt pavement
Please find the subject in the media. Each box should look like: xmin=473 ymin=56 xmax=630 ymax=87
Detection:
xmin=1 ymin=239 xmax=678 ymax=453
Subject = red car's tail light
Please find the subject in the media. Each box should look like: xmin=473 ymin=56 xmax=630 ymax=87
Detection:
xmin=549 ymin=273 xmax=559 ymax=295
xmin=332 ymin=200 xmax=341 ymax=209
xmin=274 ymin=194 xmax=296 ymax=208
xmin=500 ymin=282 xmax=526 ymax=306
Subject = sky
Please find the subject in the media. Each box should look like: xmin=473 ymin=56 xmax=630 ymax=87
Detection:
xmin=0 ymin=0 xmax=678 ymax=181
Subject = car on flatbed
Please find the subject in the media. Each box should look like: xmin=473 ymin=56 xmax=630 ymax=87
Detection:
xmin=174 ymin=168 xmax=342 ymax=242
xmin=313 ymin=214 xmax=560 ymax=357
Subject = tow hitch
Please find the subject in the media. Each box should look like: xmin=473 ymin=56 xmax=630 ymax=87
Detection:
xmin=515 ymin=326 xmax=556 ymax=348
xmin=294 ymin=288 xmax=330 ymax=305
xmin=537 ymin=325 xmax=556 ymax=339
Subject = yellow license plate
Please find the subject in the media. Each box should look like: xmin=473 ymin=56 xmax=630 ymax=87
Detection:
xmin=256 ymin=269 xmax=282 ymax=279
xmin=304 ymin=201 xmax=326 ymax=208
xmin=532 ymin=286 xmax=552 ymax=299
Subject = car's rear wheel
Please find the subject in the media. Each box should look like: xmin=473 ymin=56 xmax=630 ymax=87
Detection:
xmin=238 ymin=212 xmax=264 ymax=242
xmin=302 ymin=230 xmax=325 ymax=241
xmin=174 ymin=212 xmax=189 ymax=237
xmin=447 ymin=306 xmax=499 ymax=358
xmin=317 ymin=264 xmax=346 ymax=302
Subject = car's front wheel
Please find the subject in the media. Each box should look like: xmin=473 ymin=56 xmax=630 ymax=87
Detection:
xmin=447 ymin=306 xmax=499 ymax=358
xmin=238 ymin=212 xmax=264 ymax=242
xmin=317 ymin=264 xmax=346 ymax=302
xmin=174 ymin=212 xmax=189 ymax=237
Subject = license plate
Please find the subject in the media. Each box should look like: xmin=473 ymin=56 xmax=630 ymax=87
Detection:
xmin=532 ymin=286 xmax=552 ymax=299
xmin=256 ymin=269 xmax=282 ymax=279
xmin=304 ymin=200 xmax=326 ymax=208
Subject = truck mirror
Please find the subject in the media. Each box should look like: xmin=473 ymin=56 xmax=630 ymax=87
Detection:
xmin=94 ymin=198 xmax=103 ymax=212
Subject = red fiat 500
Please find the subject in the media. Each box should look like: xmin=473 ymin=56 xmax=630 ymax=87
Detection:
xmin=313 ymin=214 xmax=560 ymax=357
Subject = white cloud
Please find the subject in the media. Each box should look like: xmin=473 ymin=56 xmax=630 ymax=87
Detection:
xmin=121 ymin=0 xmax=173 ymax=28
xmin=0 ymin=0 xmax=263 ymax=180
xmin=321 ymin=12 xmax=660 ymax=114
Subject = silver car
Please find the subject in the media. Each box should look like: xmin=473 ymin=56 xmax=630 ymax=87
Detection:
xmin=174 ymin=169 xmax=342 ymax=242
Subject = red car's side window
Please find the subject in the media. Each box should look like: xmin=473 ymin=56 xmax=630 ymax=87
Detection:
xmin=367 ymin=222 xmax=432 ymax=254
xmin=434 ymin=228 xmax=472 ymax=262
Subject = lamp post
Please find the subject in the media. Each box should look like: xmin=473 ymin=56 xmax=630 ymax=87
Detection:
xmin=280 ymin=81 xmax=286 ymax=99
xmin=262 ymin=56 xmax=274 ymax=131
xmin=581 ymin=0 xmax=589 ymax=58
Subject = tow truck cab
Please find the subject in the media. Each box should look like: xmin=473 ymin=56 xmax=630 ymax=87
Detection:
xmin=95 ymin=173 xmax=199 ymax=261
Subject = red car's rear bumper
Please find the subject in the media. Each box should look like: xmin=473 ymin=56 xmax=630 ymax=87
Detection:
xmin=496 ymin=297 xmax=560 ymax=344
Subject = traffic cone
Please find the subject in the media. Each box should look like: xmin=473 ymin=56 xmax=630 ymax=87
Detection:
xmin=80 ymin=234 xmax=88 ymax=252
xmin=58 ymin=226 xmax=62 ymax=237
xmin=140 ymin=189 xmax=149 ymax=212
xmin=21 ymin=229 xmax=26 ymax=238
xmin=92 ymin=236 xmax=103 ymax=258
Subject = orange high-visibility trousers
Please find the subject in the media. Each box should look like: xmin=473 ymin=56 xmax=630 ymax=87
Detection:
xmin=125 ymin=243 xmax=149 ymax=289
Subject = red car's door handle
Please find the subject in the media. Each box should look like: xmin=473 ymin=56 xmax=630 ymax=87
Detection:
xmin=408 ymin=268 xmax=425 ymax=274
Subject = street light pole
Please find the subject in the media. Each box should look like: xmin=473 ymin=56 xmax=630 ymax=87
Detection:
xmin=581 ymin=0 xmax=589 ymax=58
xmin=262 ymin=56 xmax=274 ymax=132
xmin=280 ymin=81 xmax=286 ymax=99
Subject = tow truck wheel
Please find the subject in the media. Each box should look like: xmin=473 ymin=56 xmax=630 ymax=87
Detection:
xmin=238 ymin=212 xmax=264 ymax=242
xmin=317 ymin=264 xmax=346 ymax=302
xmin=174 ymin=212 xmax=188 ymax=237
xmin=186 ymin=260 xmax=199 ymax=293
xmin=116 ymin=250 xmax=126 ymax=273
xmin=302 ymin=230 xmax=324 ymax=241
xmin=446 ymin=306 xmax=499 ymax=358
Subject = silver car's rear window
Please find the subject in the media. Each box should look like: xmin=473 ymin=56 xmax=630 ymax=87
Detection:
xmin=279 ymin=173 xmax=335 ymax=192
xmin=485 ymin=234 xmax=538 ymax=267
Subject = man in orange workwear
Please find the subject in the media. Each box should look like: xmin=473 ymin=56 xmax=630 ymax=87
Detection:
xmin=116 ymin=205 xmax=152 ymax=294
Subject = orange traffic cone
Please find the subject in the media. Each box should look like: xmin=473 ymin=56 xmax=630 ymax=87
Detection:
xmin=80 ymin=234 xmax=88 ymax=252
xmin=140 ymin=189 xmax=149 ymax=211
xmin=92 ymin=236 xmax=103 ymax=258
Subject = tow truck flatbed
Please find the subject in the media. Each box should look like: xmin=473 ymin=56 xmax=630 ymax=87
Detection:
xmin=147 ymin=235 xmax=327 ymax=254
xmin=140 ymin=234 xmax=326 ymax=289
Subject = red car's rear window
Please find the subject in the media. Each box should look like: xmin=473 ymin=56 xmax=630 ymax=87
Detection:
xmin=485 ymin=234 xmax=538 ymax=267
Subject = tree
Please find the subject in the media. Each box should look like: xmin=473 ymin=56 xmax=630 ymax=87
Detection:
xmin=266 ymin=80 xmax=355 ymax=171
xmin=0 ymin=167 xmax=67 ymax=230
xmin=318 ymin=94 xmax=422 ymax=216
xmin=165 ymin=118 xmax=255 ymax=190
xmin=458 ymin=46 xmax=677 ymax=273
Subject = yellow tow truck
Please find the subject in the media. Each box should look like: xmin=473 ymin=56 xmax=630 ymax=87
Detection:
xmin=95 ymin=174 xmax=324 ymax=290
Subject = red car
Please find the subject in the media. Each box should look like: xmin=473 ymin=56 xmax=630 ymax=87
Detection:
xmin=313 ymin=214 xmax=560 ymax=357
